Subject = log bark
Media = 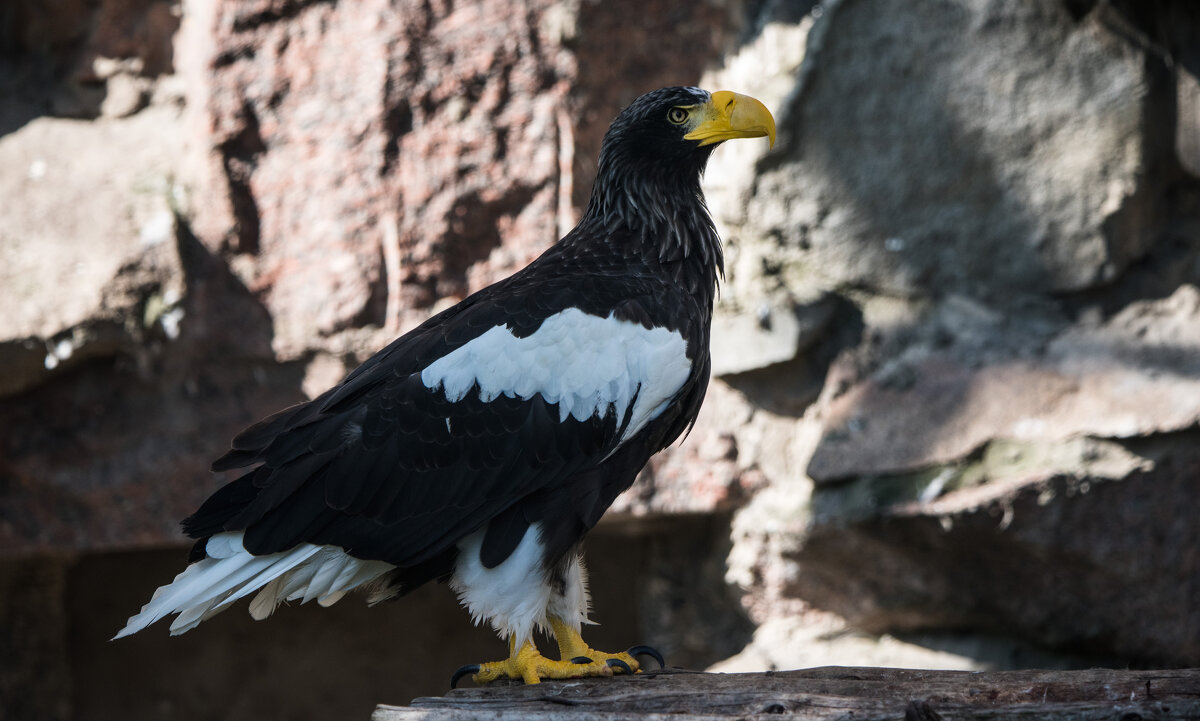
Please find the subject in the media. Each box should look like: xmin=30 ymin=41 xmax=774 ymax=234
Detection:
xmin=374 ymin=667 xmax=1200 ymax=721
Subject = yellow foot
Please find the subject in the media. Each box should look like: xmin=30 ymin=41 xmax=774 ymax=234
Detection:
xmin=449 ymin=623 xmax=665 ymax=688
xmin=548 ymin=615 xmax=664 ymax=678
xmin=451 ymin=638 xmax=623 ymax=687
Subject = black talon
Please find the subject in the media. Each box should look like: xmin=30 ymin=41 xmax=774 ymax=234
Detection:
xmin=606 ymin=658 xmax=633 ymax=675
xmin=571 ymin=656 xmax=593 ymax=664
xmin=627 ymin=645 xmax=665 ymax=669
xmin=450 ymin=664 xmax=480 ymax=689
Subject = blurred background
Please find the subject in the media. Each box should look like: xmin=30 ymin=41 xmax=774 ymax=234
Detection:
xmin=2 ymin=0 xmax=1199 ymax=719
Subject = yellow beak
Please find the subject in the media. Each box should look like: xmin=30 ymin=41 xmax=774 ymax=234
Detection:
xmin=684 ymin=90 xmax=776 ymax=149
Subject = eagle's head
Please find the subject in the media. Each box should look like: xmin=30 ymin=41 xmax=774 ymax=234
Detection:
xmin=582 ymin=87 xmax=775 ymax=272
xmin=600 ymin=86 xmax=776 ymax=168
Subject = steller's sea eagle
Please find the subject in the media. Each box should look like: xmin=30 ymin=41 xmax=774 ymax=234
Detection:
xmin=115 ymin=86 xmax=775 ymax=685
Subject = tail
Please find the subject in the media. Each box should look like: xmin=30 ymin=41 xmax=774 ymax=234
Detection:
xmin=112 ymin=531 xmax=395 ymax=639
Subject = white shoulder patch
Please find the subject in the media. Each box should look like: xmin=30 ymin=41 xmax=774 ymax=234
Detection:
xmin=420 ymin=308 xmax=691 ymax=444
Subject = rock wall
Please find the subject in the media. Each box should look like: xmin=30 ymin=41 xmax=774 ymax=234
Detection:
xmin=701 ymin=0 xmax=1200 ymax=671
xmin=2 ymin=0 xmax=1200 ymax=718
xmin=0 ymin=0 xmax=738 ymax=553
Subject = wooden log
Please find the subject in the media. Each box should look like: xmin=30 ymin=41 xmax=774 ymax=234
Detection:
xmin=374 ymin=667 xmax=1200 ymax=721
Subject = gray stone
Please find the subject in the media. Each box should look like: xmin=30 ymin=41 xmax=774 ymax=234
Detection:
xmin=807 ymin=286 xmax=1200 ymax=483
xmin=711 ymin=299 xmax=834 ymax=377
xmin=711 ymin=0 xmax=1200 ymax=670
xmin=740 ymin=0 xmax=1152 ymax=299
xmin=98 ymin=71 xmax=151 ymax=118
xmin=0 ymin=107 xmax=187 ymax=396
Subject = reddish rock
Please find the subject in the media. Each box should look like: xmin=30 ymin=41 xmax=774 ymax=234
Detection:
xmin=613 ymin=382 xmax=768 ymax=519
xmin=88 ymin=0 xmax=179 ymax=76
xmin=0 ymin=0 xmax=746 ymax=554
xmin=183 ymin=0 xmax=737 ymax=358
xmin=2 ymin=0 xmax=179 ymax=119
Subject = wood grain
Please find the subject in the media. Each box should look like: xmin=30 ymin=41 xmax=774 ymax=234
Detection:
xmin=374 ymin=666 xmax=1200 ymax=720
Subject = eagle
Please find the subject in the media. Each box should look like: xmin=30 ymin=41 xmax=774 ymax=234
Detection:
xmin=115 ymin=86 xmax=775 ymax=686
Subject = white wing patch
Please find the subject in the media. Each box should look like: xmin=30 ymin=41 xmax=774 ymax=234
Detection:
xmin=420 ymin=308 xmax=691 ymax=444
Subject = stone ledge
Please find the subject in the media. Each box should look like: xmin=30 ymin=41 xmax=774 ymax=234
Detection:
xmin=374 ymin=667 xmax=1200 ymax=721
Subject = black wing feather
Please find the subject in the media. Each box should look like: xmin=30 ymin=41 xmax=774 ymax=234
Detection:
xmin=188 ymin=256 xmax=704 ymax=574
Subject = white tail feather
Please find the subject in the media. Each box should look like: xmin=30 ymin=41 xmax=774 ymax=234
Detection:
xmin=303 ymin=552 xmax=351 ymax=603
xmin=113 ymin=531 xmax=395 ymax=639
xmin=249 ymin=576 xmax=286 ymax=621
xmin=175 ymin=545 xmax=323 ymax=632
xmin=169 ymin=596 xmax=223 ymax=633
xmin=317 ymin=590 xmax=347 ymax=607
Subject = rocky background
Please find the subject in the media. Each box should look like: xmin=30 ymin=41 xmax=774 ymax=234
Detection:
xmin=2 ymin=0 xmax=1199 ymax=719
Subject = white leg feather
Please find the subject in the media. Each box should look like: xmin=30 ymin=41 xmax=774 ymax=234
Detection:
xmin=450 ymin=523 xmax=553 ymax=650
xmin=448 ymin=523 xmax=596 ymax=650
xmin=547 ymin=552 xmax=593 ymax=632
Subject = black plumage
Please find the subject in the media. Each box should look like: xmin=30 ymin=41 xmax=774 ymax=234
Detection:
xmin=117 ymin=86 xmax=775 ymax=682
xmin=189 ymin=88 xmax=727 ymax=575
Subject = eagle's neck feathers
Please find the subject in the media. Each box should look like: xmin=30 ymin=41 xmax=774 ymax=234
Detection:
xmin=573 ymin=145 xmax=724 ymax=299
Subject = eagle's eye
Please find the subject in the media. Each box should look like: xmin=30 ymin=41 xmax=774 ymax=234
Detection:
xmin=666 ymin=107 xmax=690 ymax=125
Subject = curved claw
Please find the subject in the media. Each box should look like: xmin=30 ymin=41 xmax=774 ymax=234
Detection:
xmin=626 ymin=645 xmax=665 ymax=669
xmin=606 ymin=657 xmax=633 ymax=675
xmin=450 ymin=664 xmax=480 ymax=689
xmin=571 ymin=656 xmax=594 ymax=665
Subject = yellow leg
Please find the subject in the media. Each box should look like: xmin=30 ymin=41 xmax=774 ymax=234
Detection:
xmin=547 ymin=616 xmax=643 ymax=673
